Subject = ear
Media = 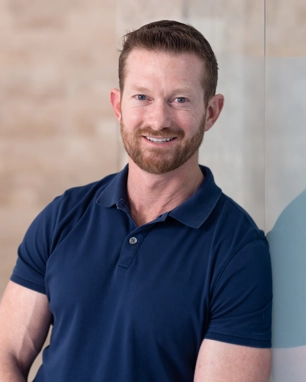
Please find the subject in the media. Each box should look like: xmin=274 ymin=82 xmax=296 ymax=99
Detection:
xmin=110 ymin=88 xmax=121 ymax=122
xmin=204 ymin=94 xmax=224 ymax=132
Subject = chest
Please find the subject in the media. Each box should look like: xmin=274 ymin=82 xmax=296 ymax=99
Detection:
xmin=45 ymin=208 xmax=213 ymax=350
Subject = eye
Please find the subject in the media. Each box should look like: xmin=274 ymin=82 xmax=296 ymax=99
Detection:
xmin=135 ymin=94 xmax=147 ymax=101
xmin=175 ymin=97 xmax=187 ymax=103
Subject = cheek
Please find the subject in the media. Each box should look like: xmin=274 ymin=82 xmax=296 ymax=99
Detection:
xmin=122 ymin=107 xmax=143 ymax=127
xmin=176 ymin=112 xmax=202 ymax=132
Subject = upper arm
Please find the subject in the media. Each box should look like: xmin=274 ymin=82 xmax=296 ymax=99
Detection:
xmin=194 ymin=238 xmax=272 ymax=381
xmin=206 ymin=238 xmax=272 ymax=348
xmin=0 ymin=281 xmax=52 ymax=377
xmin=194 ymin=339 xmax=271 ymax=382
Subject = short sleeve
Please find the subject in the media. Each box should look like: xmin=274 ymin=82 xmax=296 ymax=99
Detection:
xmin=205 ymin=238 xmax=272 ymax=348
xmin=10 ymin=197 xmax=61 ymax=294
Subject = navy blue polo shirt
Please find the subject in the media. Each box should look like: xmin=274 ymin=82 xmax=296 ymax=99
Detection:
xmin=11 ymin=165 xmax=272 ymax=382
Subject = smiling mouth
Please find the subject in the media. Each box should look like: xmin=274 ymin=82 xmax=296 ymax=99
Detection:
xmin=145 ymin=136 xmax=176 ymax=143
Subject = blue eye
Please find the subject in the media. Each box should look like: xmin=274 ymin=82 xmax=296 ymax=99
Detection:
xmin=176 ymin=97 xmax=187 ymax=103
xmin=136 ymin=94 xmax=147 ymax=100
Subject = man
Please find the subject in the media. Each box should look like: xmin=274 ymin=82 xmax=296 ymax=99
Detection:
xmin=0 ymin=20 xmax=272 ymax=381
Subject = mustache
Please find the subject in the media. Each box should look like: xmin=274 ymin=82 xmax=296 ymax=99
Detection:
xmin=137 ymin=127 xmax=185 ymax=138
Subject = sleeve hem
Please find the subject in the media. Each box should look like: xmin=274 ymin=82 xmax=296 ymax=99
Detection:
xmin=10 ymin=274 xmax=46 ymax=295
xmin=205 ymin=332 xmax=271 ymax=348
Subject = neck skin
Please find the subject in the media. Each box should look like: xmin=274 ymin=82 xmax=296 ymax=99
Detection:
xmin=127 ymin=153 xmax=204 ymax=226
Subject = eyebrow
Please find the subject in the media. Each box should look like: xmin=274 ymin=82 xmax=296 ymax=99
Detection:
xmin=131 ymin=86 xmax=195 ymax=95
xmin=171 ymin=88 xmax=194 ymax=95
xmin=130 ymin=86 xmax=150 ymax=94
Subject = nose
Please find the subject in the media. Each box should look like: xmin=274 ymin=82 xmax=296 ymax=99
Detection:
xmin=148 ymin=100 xmax=172 ymax=130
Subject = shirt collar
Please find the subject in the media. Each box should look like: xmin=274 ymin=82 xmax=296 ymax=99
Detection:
xmin=96 ymin=165 xmax=222 ymax=229
xmin=169 ymin=165 xmax=222 ymax=228
xmin=96 ymin=165 xmax=129 ymax=208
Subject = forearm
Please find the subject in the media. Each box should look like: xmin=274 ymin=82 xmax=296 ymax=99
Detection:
xmin=0 ymin=282 xmax=52 ymax=382
xmin=0 ymin=354 xmax=27 ymax=382
xmin=0 ymin=332 xmax=37 ymax=382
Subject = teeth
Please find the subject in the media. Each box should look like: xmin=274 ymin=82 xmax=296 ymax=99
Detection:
xmin=146 ymin=137 xmax=174 ymax=143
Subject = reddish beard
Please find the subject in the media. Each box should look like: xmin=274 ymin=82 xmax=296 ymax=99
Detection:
xmin=120 ymin=116 xmax=206 ymax=174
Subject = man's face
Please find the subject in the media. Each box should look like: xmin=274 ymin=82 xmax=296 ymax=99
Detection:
xmin=114 ymin=49 xmax=210 ymax=174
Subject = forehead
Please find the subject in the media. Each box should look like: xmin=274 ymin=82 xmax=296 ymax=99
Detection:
xmin=124 ymin=48 xmax=205 ymax=88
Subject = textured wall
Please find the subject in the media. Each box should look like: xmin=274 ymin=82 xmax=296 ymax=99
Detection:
xmin=0 ymin=0 xmax=118 ymax=288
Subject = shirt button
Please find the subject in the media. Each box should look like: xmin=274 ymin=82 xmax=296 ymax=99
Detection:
xmin=129 ymin=237 xmax=138 ymax=245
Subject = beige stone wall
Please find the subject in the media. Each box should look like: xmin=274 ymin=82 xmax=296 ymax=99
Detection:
xmin=0 ymin=0 xmax=118 ymax=288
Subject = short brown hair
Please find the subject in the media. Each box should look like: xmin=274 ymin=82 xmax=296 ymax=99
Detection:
xmin=118 ymin=20 xmax=219 ymax=104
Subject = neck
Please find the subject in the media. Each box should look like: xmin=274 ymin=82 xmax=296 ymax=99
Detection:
xmin=127 ymin=158 xmax=204 ymax=226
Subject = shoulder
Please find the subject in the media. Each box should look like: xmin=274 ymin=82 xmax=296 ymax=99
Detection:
xmin=194 ymin=166 xmax=263 ymax=240
xmin=213 ymin=192 xmax=266 ymax=243
xmin=53 ymin=172 xmax=117 ymax=215
xmin=20 ymin=171 xmax=120 ymax=254
xmin=204 ymin=189 xmax=270 ymax=282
